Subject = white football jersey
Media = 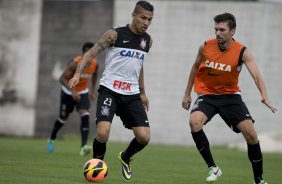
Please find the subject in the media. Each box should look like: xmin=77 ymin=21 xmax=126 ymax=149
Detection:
xmin=100 ymin=25 xmax=151 ymax=95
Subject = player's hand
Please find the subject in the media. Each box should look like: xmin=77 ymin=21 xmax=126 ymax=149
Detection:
xmin=69 ymin=73 xmax=80 ymax=89
xmin=261 ymin=98 xmax=277 ymax=113
xmin=140 ymin=93 xmax=149 ymax=111
xmin=182 ymin=95 xmax=192 ymax=110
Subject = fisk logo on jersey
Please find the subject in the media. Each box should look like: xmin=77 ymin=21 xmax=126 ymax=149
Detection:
xmin=205 ymin=60 xmax=231 ymax=72
xmin=120 ymin=50 xmax=144 ymax=61
xmin=113 ymin=80 xmax=132 ymax=91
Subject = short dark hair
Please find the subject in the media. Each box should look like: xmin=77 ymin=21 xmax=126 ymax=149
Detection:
xmin=82 ymin=42 xmax=94 ymax=52
xmin=134 ymin=1 xmax=154 ymax=13
xmin=214 ymin=13 xmax=236 ymax=30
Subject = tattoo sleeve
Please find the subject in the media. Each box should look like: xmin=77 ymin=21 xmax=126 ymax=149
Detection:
xmin=95 ymin=41 xmax=107 ymax=55
xmin=75 ymin=64 xmax=82 ymax=74
xmin=75 ymin=30 xmax=116 ymax=74
xmin=95 ymin=31 xmax=116 ymax=55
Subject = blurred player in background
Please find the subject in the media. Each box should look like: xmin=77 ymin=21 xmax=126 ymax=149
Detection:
xmin=47 ymin=42 xmax=99 ymax=156
xmin=69 ymin=0 xmax=154 ymax=181
xmin=182 ymin=13 xmax=276 ymax=184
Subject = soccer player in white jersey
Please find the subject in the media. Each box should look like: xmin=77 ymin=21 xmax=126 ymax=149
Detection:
xmin=69 ymin=1 xmax=154 ymax=181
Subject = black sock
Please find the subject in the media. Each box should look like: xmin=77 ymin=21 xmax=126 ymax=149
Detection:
xmin=93 ymin=138 xmax=106 ymax=160
xmin=122 ymin=138 xmax=146 ymax=162
xmin=80 ymin=115 xmax=89 ymax=147
xmin=192 ymin=129 xmax=215 ymax=167
xmin=50 ymin=119 xmax=64 ymax=140
xmin=248 ymin=142 xmax=263 ymax=183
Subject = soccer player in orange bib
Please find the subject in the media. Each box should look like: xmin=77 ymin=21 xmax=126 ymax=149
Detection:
xmin=182 ymin=13 xmax=276 ymax=184
xmin=47 ymin=42 xmax=98 ymax=156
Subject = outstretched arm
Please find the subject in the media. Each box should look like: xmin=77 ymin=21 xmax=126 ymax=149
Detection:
xmin=243 ymin=48 xmax=277 ymax=113
xmin=182 ymin=44 xmax=204 ymax=110
xmin=69 ymin=29 xmax=117 ymax=88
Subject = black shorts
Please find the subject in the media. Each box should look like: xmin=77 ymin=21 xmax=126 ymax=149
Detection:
xmin=191 ymin=94 xmax=254 ymax=133
xmin=96 ymin=85 xmax=149 ymax=129
xmin=59 ymin=90 xmax=90 ymax=119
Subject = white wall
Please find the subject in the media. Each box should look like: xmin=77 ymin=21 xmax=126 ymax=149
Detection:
xmin=0 ymin=0 xmax=281 ymax=144
xmin=0 ymin=0 xmax=42 ymax=136
xmin=109 ymin=0 xmax=282 ymax=145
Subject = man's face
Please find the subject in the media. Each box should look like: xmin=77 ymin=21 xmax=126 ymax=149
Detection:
xmin=132 ymin=9 xmax=153 ymax=34
xmin=214 ymin=22 xmax=235 ymax=44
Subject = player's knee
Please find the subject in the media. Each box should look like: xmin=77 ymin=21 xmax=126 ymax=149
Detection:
xmin=189 ymin=118 xmax=203 ymax=132
xmin=242 ymin=129 xmax=258 ymax=144
xmin=239 ymin=121 xmax=258 ymax=144
xmin=96 ymin=130 xmax=110 ymax=142
xmin=136 ymin=132 xmax=150 ymax=145
xmin=95 ymin=121 xmax=111 ymax=142
xmin=138 ymin=136 xmax=150 ymax=145
xmin=244 ymin=133 xmax=258 ymax=144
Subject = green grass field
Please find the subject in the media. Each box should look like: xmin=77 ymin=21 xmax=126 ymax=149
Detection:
xmin=0 ymin=136 xmax=281 ymax=184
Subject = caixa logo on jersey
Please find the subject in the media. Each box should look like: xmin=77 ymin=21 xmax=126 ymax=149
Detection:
xmin=120 ymin=50 xmax=145 ymax=61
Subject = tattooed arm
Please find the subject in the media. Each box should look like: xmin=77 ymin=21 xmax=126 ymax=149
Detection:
xmin=69 ymin=29 xmax=117 ymax=88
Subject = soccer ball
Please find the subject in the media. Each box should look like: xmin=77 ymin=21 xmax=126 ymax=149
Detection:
xmin=83 ymin=158 xmax=108 ymax=183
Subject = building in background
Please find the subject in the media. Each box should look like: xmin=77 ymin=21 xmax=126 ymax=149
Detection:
xmin=0 ymin=0 xmax=281 ymax=147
